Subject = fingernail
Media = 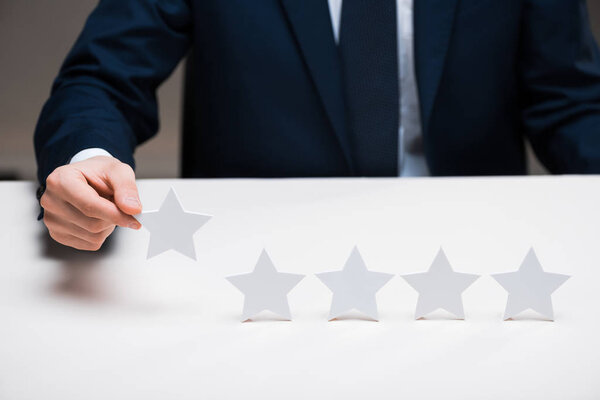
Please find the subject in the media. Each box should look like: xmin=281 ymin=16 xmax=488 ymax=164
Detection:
xmin=129 ymin=221 xmax=141 ymax=230
xmin=124 ymin=196 xmax=141 ymax=208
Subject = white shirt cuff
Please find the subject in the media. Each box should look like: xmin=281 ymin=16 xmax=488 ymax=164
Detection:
xmin=70 ymin=148 xmax=114 ymax=164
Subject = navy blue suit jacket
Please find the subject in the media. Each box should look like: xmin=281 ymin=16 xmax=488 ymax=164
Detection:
xmin=34 ymin=0 xmax=600 ymax=182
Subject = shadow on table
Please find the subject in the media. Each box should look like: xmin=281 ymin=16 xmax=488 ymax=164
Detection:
xmin=40 ymin=228 xmax=206 ymax=316
xmin=40 ymin=228 xmax=118 ymax=303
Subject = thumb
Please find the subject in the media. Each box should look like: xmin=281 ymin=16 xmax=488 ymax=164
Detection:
xmin=107 ymin=162 xmax=143 ymax=216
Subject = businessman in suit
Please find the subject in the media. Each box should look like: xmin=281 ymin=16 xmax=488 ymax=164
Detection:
xmin=34 ymin=0 xmax=600 ymax=250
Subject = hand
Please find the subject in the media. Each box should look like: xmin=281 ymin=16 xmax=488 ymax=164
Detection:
xmin=40 ymin=156 xmax=142 ymax=251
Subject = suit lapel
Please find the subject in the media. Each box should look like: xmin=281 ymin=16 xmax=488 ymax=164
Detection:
xmin=279 ymin=0 xmax=354 ymax=173
xmin=414 ymin=0 xmax=459 ymax=135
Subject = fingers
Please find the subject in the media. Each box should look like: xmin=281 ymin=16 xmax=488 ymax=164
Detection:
xmin=44 ymin=210 xmax=115 ymax=240
xmin=44 ymin=211 xmax=115 ymax=251
xmin=40 ymin=192 xmax=114 ymax=233
xmin=45 ymin=166 xmax=140 ymax=229
xmin=106 ymin=162 xmax=142 ymax=216
xmin=48 ymin=230 xmax=109 ymax=251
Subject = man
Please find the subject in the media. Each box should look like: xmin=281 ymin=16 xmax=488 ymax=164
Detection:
xmin=35 ymin=0 xmax=600 ymax=251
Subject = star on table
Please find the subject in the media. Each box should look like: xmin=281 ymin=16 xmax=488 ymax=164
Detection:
xmin=226 ymin=250 xmax=305 ymax=322
xmin=492 ymin=248 xmax=570 ymax=321
xmin=316 ymin=247 xmax=394 ymax=321
xmin=401 ymin=248 xmax=480 ymax=320
xmin=135 ymin=188 xmax=212 ymax=260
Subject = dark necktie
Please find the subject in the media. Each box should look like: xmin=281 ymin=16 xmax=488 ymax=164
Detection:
xmin=339 ymin=0 xmax=400 ymax=176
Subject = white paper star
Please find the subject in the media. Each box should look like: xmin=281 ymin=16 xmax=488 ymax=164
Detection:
xmin=135 ymin=188 xmax=212 ymax=260
xmin=401 ymin=248 xmax=479 ymax=319
xmin=226 ymin=250 xmax=304 ymax=322
xmin=316 ymin=247 xmax=394 ymax=321
xmin=492 ymin=248 xmax=570 ymax=321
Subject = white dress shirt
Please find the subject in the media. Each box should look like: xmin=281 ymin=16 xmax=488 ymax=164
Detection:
xmin=72 ymin=0 xmax=429 ymax=177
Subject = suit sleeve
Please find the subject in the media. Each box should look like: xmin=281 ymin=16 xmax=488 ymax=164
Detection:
xmin=34 ymin=0 xmax=192 ymax=183
xmin=520 ymin=0 xmax=600 ymax=173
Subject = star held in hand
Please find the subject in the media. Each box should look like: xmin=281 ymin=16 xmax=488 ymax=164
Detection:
xmin=226 ymin=250 xmax=305 ymax=322
xmin=492 ymin=248 xmax=570 ymax=321
xmin=135 ymin=187 xmax=212 ymax=261
xmin=401 ymin=248 xmax=480 ymax=320
xmin=316 ymin=247 xmax=394 ymax=321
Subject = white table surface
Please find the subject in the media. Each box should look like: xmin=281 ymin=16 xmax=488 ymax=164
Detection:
xmin=0 ymin=177 xmax=599 ymax=400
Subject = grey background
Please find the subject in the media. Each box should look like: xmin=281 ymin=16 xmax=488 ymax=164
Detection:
xmin=1 ymin=0 xmax=599 ymax=180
